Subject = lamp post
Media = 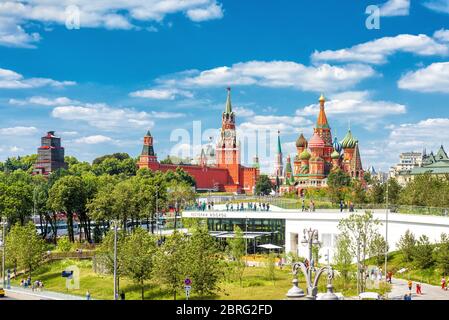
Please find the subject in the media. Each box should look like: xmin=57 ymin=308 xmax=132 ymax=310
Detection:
xmin=384 ymin=180 xmax=389 ymax=288
xmin=111 ymin=220 xmax=119 ymax=300
xmin=1 ymin=217 xmax=6 ymax=289
xmin=286 ymin=228 xmax=338 ymax=300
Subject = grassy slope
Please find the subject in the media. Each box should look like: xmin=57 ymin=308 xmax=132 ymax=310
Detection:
xmin=13 ymin=259 xmax=388 ymax=300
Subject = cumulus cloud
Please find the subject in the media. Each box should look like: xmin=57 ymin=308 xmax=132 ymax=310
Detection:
xmin=388 ymin=118 xmax=449 ymax=150
xmin=434 ymin=29 xmax=449 ymax=42
xmin=0 ymin=67 xmax=75 ymax=89
xmin=380 ymin=0 xmax=410 ymax=16
xmin=0 ymin=0 xmax=224 ymax=48
xmin=130 ymin=88 xmax=193 ymax=100
xmin=74 ymin=135 xmax=113 ymax=144
xmin=398 ymin=62 xmax=449 ymax=93
xmin=423 ymin=0 xmax=449 ymax=14
xmin=51 ymin=103 xmax=154 ymax=131
xmin=156 ymin=61 xmax=376 ymax=93
xmin=9 ymin=96 xmax=78 ymax=106
xmin=311 ymin=33 xmax=449 ymax=64
xmin=297 ymin=97 xmax=406 ymax=121
xmin=0 ymin=126 xmax=38 ymax=136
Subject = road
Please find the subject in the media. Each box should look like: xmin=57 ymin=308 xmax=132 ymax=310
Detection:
xmin=389 ymin=278 xmax=449 ymax=300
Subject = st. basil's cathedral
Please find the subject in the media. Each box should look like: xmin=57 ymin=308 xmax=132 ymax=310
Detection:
xmin=276 ymin=94 xmax=364 ymax=195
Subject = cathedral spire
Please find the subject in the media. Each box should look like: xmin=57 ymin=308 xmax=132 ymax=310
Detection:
xmin=277 ymin=130 xmax=282 ymax=154
xmin=225 ymin=87 xmax=232 ymax=114
xmin=316 ymin=94 xmax=330 ymax=129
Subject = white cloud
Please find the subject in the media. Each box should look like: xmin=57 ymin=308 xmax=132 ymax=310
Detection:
xmin=9 ymin=96 xmax=77 ymax=106
xmin=0 ymin=126 xmax=38 ymax=136
xmin=0 ymin=67 xmax=75 ymax=89
xmin=130 ymin=88 xmax=193 ymax=100
xmin=9 ymin=146 xmax=23 ymax=153
xmin=51 ymin=103 xmax=154 ymax=131
xmin=186 ymin=2 xmax=223 ymax=21
xmin=433 ymin=29 xmax=449 ymax=43
xmin=0 ymin=0 xmax=224 ymax=48
xmin=398 ymin=62 xmax=449 ymax=93
xmin=74 ymin=135 xmax=113 ymax=144
xmin=311 ymin=33 xmax=449 ymax=64
xmin=158 ymin=61 xmax=376 ymax=93
xmin=149 ymin=111 xmax=185 ymax=119
xmin=233 ymin=106 xmax=255 ymax=118
xmin=296 ymin=99 xmax=406 ymax=121
xmin=380 ymin=0 xmax=410 ymax=16
xmin=423 ymin=0 xmax=449 ymax=14
xmin=388 ymin=118 xmax=449 ymax=150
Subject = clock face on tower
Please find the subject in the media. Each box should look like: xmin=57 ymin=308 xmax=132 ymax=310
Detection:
xmin=224 ymin=130 xmax=233 ymax=138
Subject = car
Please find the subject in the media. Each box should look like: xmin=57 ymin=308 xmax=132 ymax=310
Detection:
xmin=0 ymin=287 xmax=5 ymax=298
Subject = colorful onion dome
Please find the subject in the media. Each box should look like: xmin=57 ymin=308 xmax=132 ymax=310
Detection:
xmin=296 ymin=133 xmax=308 ymax=148
xmin=331 ymin=150 xmax=340 ymax=159
xmin=308 ymin=133 xmax=325 ymax=148
xmin=340 ymin=129 xmax=357 ymax=149
xmin=333 ymin=137 xmax=342 ymax=154
xmin=300 ymin=149 xmax=311 ymax=160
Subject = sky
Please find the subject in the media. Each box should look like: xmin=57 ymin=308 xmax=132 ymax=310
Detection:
xmin=1 ymin=0 xmax=449 ymax=173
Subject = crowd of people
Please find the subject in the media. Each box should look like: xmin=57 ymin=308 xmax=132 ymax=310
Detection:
xmin=20 ymin=277 xmax=44 ymax=292
xmin=225 ymin=202 xmax=270 ymax=212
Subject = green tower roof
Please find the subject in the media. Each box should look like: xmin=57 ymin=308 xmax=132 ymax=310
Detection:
xmin=224 ymin=87 xmax=233 ymax=114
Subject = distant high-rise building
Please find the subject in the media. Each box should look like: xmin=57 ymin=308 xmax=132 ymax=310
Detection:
xmin=33 ymin=131 xmax=67 ymax=175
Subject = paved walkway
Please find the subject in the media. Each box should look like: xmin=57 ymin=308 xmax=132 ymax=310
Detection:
xmin=5 ymin=286 xmax=86 ymax=300
xmin=388 ymin=278 xmax=449 ymax=300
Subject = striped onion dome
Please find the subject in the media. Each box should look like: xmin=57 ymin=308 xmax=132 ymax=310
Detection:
xmin=300 ymin=149 xmax=311 ymax=160
xmin=340 ymin=129 xmax=357 ymax=149
xmin=333 ymin=137 xmax=342 ymax=154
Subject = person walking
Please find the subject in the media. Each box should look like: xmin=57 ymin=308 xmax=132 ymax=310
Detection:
xmin=120 ymin=291 xmax=125 ymax=300
xmin=302 ymin=199 xmax=306 ymax=212
xmin=339 ymin=200 xmax=344 ymax=212
xmin=86 ymin=290 xmax=91 ymax=300
xmin=408 ymin=279 xmax=413 ymax=292
xmin=441 ymin=276 xmax=447 ymax=290
xmin=416 ymin=283 xmax=422 ymax=295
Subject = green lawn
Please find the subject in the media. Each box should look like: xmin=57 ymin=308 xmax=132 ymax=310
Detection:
xmin=13 ymin=258 xmax=389 ymax=300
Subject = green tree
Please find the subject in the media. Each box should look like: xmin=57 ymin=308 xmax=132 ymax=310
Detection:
xmin=333 ymin=234 xmax=353 ymax=282
xmin=327 ymin=169 xmax=351 ymax=203
xmin=413 ymin=235 xmax=434 ymax=269
xmin=265 ymin=253 xmax=276 ymax=284
xmin=227 ymin=225 xmax=246 ymax=286
xmin=434 ymin=233 xmax=449 ymax=275
xmin=47 ymin=175 xmax=87 ymax=242
xmin=188 ymin=223 xmax=223 ymax=296
xmin=56 ymin=236 xmax=73 ymax=252
xmin=254 ymin=175 xmax=273 ymax=196
xmin=338 ymin=211 xmax=380 ymax=293
xmin=6 ymin=222 xmax=46 ymax=279
xmin=121 ymin=228 xmax=157 ymax=300
xmin=369 ymin=233 xmax=389 ymax=266
xmin=153 ymin=231 xmax=188 ymax=300
xmin=397 ymin=230 xmax=416 ymax=263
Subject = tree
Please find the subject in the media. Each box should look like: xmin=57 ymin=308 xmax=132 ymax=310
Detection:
xmin=254 ymin=175 xmax=273 ymax=196
xmin=397 ymin=230 xmax=416 ymax=263
xmin=121 ymin=228 xmax=157 ymax=299
xmin=338 ymin=211 xmax=380 ymax=293
xmin=327 ymin=169 xmax=351 ymax=203
xmin=350 ymin=179 xmax=367 ymax=204
xmin=98 ymin=228 xmax=126 ymax=293
xmin=265 ymin=253 xmax=276 ymax=284
xmin=153 ymin=231 xmax=188 ymax=300
xmin=47 ymin=175 xmax=87 ymax=242
xmin=227 ymin=225 xmax=246 ymax=286
xmin=413 ymin=235 xmax=434 ymax=269
xmin=188 ymin=223 xmax=223 ymax=297
xmin=367 ymin=179 xmax=385 ymax=204
xmin=333 ymin=234 xmax=353 ymax=282
xmin=369 ymin=233 xmax=389 ymax=266
xmin=386 ymin=178 xmax=402 ymax=205
xmin=6 ymin=222 xmax=45 ymax=279
xmin=434 ymin=233 xmax=449 ymax=275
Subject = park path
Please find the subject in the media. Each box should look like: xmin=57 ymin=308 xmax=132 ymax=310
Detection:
xmin=5 ymin=286 xmax=86 ymax=300
xmin=388 ymin=278 xmax=449 ymax=300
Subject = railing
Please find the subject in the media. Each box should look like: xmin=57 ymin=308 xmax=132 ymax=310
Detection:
xmin=189 ymin=196 xmax=449 ymax=217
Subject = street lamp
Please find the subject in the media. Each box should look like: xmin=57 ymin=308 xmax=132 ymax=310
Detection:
xmin=1 ymin=217 xmax=7 ymax=289
xmin=286 ymin=228 xmax=338 ymax=300
xmin=111 ymin=220 xmax=119 ymax=300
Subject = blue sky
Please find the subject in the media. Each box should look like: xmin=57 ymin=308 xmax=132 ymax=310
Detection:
xmin=1 ymin=0 xmax=449 ymax=173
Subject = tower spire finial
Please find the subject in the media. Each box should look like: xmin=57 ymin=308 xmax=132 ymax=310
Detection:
xmin=225 ymin=87 xmax=232 ymax=114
